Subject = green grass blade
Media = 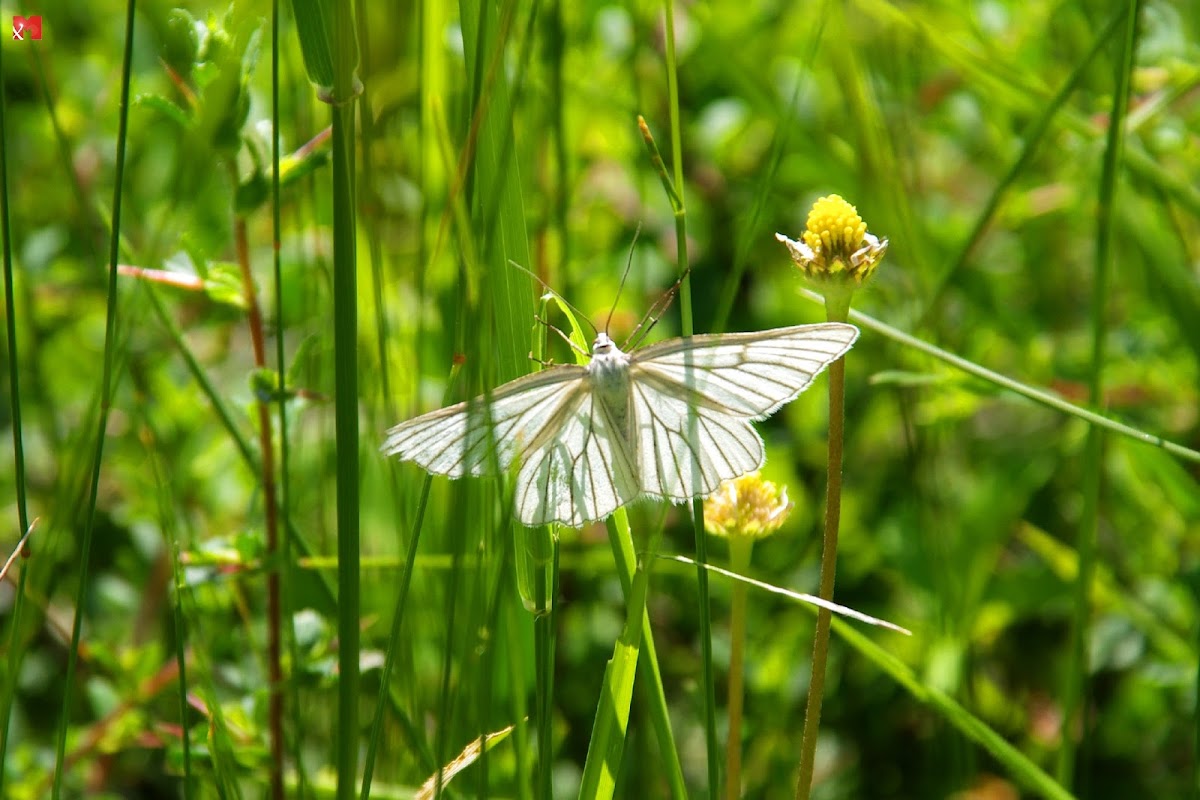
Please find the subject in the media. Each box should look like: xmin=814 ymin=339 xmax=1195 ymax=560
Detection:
xmin=459 ymin=0 xmax=535 ymax=382
xmin=140 ymin=418 xmax=193 ymax=797
xmin=534 ymin=540 xmax=560 ymax=800
xmin=831 ymin=617 xmax=1076 ymax=800
xmin=458 ymin=4 xmax=540 ymax=795
xmin=362 ymin=359 xmax=464 ymax=799
xmin=579 ymin=513 xmax=659 ymax=799
xmin=640 ymin=84 xmax=719 ymax=791
xmin=271 ymin=1 xmax=309 ymax=794
xmin=0 ymin=16 xmax=34 ymax=794
xmin=328 ymin=2 xmax=362 ymax=798
xmin=527 ymin=294 xmax=566 ymax=799
xmin=50 ymin=3 xmax=137 ymax=795
xmin=1059 ymin=2 xmax=1140 ymax=790
xmin=919 ymin=6 xmax=1129 ymax=322
xmin=289 ymin=0 xmax=338 ymax=91
xmin=362 ymin=475 xmax=435 ymax=799
xmin=601 ymin=515 xmax=686 ymax=798
xmin=0 ymin=6 xmax=35 ymax=796
xmin=804 ymin=290 xmax=1200 ymax=466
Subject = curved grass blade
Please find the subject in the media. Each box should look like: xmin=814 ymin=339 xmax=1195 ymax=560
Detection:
xmin=803 ymin=289 xmax=1200 ymax=466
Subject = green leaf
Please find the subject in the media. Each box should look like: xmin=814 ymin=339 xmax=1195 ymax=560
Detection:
xmin=133 ymin=94 xmax=192 ymax=130
xmin=203 ymin=262 xmax=247 ymax=309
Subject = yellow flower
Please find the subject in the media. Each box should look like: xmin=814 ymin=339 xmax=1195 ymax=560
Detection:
xmin=776 ymin=194 xmax=887 ymax=285
xmin=704 ymin=473 xmax=792 ymax=540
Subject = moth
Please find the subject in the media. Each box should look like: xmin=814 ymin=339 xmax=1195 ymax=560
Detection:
xmin=382 ymin=319 xmax=857 ymax=527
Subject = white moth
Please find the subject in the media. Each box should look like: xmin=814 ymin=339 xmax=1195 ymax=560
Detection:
xmin=381 ymin=322 xmax=858 ymax=527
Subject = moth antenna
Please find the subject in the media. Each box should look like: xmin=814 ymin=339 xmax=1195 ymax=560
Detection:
xmin=622 ymin=263 xmax=694 ymax=351
xmin=507 ymin=260 xmax=598 ymax=339
xmin=605 ymin=223 xmax=642 ymax=335
xmin=535 ymin=314 xmax=589 ymax=358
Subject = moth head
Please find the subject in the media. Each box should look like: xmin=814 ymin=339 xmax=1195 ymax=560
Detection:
xmin=592 ymin=332 xmax=616 ymax=355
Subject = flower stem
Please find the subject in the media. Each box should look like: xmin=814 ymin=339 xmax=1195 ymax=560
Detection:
xmin=724 ymin=537 xmax=753 ymax=800
xmin=232 ymin=209 xmax=284 ymax=800
xmin=795 ymin=292 xmax=851 ymax=799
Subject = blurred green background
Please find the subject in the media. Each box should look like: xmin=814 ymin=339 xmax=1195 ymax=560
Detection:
xmin=1 ymin=0 xmax=1199 ymax=798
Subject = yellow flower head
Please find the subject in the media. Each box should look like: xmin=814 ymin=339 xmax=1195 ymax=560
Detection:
xmin=704 ymin=472 xmax=793 ymax=541
xmin=776 ymin=194 xmax=887 ymax=286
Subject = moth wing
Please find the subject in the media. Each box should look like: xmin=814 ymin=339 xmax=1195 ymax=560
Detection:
xmin=631 ymin=323 xmax=858 ymax=419
xmin=381 ymin=366 xmax=587 ymax=478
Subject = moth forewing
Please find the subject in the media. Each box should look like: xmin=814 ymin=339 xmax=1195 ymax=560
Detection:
xmin=380 ymin=365 xmax=587 ymax=478
xmin=628 ymin=323 xmax=860 ymax=420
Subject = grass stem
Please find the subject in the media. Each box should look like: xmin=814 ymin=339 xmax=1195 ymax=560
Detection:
xmin=723 ymin=538 xmax=752 ymax=800
xmin=795 ymin=292 xmax=851 ymax=799
xmin=49 ymin=3 xmax=136 ymax=795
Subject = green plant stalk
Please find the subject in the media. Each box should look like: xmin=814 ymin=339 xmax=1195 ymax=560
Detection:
xmin=535 ymin=17 xmax=566 ymax=786
xmin=0 ymin=17 xmax=33 ymax=794
xmin=626 ymin=117 xmax=688 ymax=797
xmin=644 ymin=10 xmax=718 ymax=775
xmin=533 ymin=542 xmax=553 ymax=797
xmin=454 ymin=6 xmax=540 ymax=789
xmin=548 ymin=0 xmax=571 ymax=298
xmin=532 ymin=585 xmax=557 ymax=796
xmin=1195 ymin=655 xmax=1200 ymax=796
xmin=723 ymin=538 xmax=753 ymax=800
xmin=501 ymin=590 xmax=535 ymax=800
xmin=361 ymin=475 xmax=434 ymax=800
xmin=353 ymin=0 xmax=419 ymax=788
xmin=141 ymin=418 xmax=192 ymax=797
xmin=549 ymin=544 xmax=561 ymax=796
xmin=232 ymin=204 xmax=285 ymax=800
xmin=795 ymin=290 xmax=851 ymax=800
xmin=603 ymin=516 xmax=687 ymax=798
xmin=0 ymin=539 xmax=31 ymax=797
xmin=362 ymin=361 xmax=464 ymax=800
xmin=271 ymin=0 xmax=309 ymax=794
xmin=329 ymin=2 xmax=361 ymax=798
xmin=354 ymin=0 xmax=391 ymax=420
xmin=528 ymin=304 xmax=558 ymax=800
xmin=476 ymin=507 xmax=522 ymax=800
xmin=579 ymin=523 xmax=662 ymax=799
xmin=1058 ymin=1 xmax=1138 ymax=789
xmin=528 ymin=297 xmax=564 ymax=796
xmin=433 ymin=496 xmax=470 ymax=798
xmin=50 ymin=3 xmax=136 ymax=796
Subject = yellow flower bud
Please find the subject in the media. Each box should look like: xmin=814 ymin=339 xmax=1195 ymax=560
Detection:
xmin=704 ymin=472 xmax=792 ymax=541
xmin=776 ymin=194 xmax=888 ymax=286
